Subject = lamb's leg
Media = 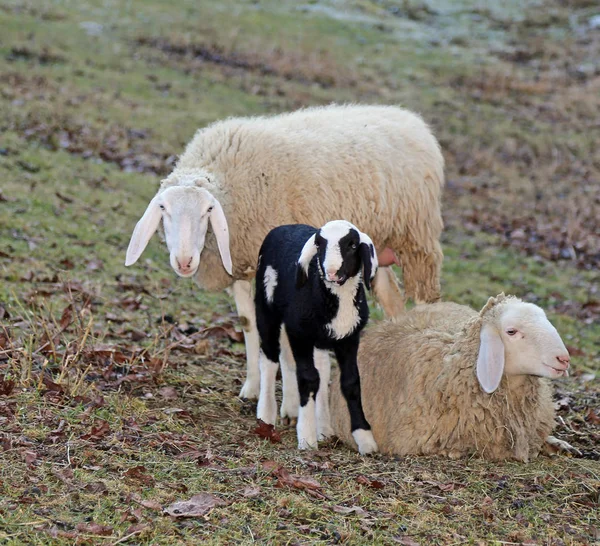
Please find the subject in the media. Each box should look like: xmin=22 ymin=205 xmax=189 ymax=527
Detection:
xmin=288 ymin=336 xmax=319 ymax=450
xmin=314 ymin=349 xmax=333 ymax=441
xmin=334 ymin=337 xmax=378 ymax=455
xmin=372 ymin=267 xmax=405 ymax=318
xmin=279 ymin=327 xmax=299 ymax=424
xmin=232 ymin=280 xmax=260 ymax=400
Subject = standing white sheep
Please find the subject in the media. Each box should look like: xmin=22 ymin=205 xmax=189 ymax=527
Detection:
xmin=330 ymin=294 xmax=572 ymax=461
xmin=124 ymin=104 xmax=445 ymax=410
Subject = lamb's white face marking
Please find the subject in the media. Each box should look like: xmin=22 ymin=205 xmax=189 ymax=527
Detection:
xmin=352 ymin=429 xmax=379 ymax=455
xmin=297 ymin=395 xmax=318 ymax=450
xmin=263 ymin=265 xmax=278 ymax=304
xmin=320 ymin=220 xmax=356 ymax=281
xmin=325 ymin=276 xmax=362 ymax=339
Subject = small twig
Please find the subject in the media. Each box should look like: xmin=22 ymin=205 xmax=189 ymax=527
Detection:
xmin=110 ymin=528 xmax=145 ymax=545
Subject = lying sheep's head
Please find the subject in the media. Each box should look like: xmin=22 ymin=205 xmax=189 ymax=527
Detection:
xmin=124 ymin=178 xmax=232 ymax=278
xmin=296 ymin=220 xmax=378 ymax=290
xmin=476 ymin=294 xmax=570 ymax=393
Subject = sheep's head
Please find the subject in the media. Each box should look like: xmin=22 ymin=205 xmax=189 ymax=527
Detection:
xmin=296 ymin=220 xmax=378 ymax=290
xmin=124 ymin=180 xmax=232 ymax=278
xmin=476 ymin=294 xmax=570 ymax=393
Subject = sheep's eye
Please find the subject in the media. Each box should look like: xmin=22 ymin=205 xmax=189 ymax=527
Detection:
xmin=350 ymin=242 xmax=357 ymax=250
xmin=506 ymin=328 xmax=517 ymax=336
xmin=207 ymin=206 xmax=214 ymax=213
xmin=159 ymin=204 xmax=165 ymax=211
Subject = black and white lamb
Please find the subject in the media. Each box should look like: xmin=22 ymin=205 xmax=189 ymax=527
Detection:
xmin=254 ymin=220 xmax=379 ymax=454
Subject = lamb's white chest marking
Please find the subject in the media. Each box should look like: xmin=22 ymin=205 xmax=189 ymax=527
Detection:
xmin=325 ymin=279 xmax=361 ymax=339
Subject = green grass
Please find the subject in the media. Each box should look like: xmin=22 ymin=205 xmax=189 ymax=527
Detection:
xmin=0 ymin=0 xmax=599 ymax=544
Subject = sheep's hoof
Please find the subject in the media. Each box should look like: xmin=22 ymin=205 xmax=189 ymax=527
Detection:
xmin=281 ymin=416 xmax=297 ymax=427
xmin=545 ymin=435 xmax=582 ymax=456
xmin=239 ymin=381 xmax=260 ymax=400
xmin=317 ymin=426 xmax=335 ymax=441
xmin=353 ymin=429 xmax=379 ymax=455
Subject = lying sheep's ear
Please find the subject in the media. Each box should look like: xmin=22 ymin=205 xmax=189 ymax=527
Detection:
xmin=296 ymin=233 xmax=317 ymax=288
xmin=476 ymin=323 xmax=505 ymax=393
xmin=359 ymin=233 xmax=378 ymax=291
xmin=125 ymin=196 xmax=162 ymax=266
xmin=208 ymin=198 xmax=233 ymax=276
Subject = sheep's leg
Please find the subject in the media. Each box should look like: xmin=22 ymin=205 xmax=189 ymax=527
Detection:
xmin=334 ymin=337 xmax=378 ymax=455
xmin=288 ymin=336 xmax=319 ymax=450
xmin=545 ymin=435 xmax=582 ymax=456
xmin=232 ymin=280 xmax=260 ymax=400
xmin=279 ymin=327 xmax=299 ymax=424
xmin=372 ymin=267 xmax=405 ymax=318
xmin=314 ymin=349 xmax=334 ymax=441
xmin=398 ymin=238 xmax=443 ymax=304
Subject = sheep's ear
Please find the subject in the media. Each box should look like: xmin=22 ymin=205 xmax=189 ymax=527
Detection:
xmin=476 ymin=323 xmax=505 ymax=393
xmin=359 ymin=233 xmax=378 ymax=291
xmin=296 ymin=233 xmax=317 ymax=288
xmin=209 ymin=198 xmax=233 ymax=276
xmin=125 ymin=196 xmax=162 ymax=266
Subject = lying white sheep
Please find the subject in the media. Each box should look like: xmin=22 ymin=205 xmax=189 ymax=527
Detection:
xmin=124 ymin=104 xmax=445 ymax=407
xmin=330 ymin=294 xmax=572 ymax=461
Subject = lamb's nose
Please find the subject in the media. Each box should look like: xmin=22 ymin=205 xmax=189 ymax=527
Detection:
xmin=326 ymin=269 xmax=338 ymax=281
xmin=556 ymin=354 xmax=570 ymax=368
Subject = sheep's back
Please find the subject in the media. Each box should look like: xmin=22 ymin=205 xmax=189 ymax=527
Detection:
xmin=175 ymin=105 xmax=444 ymax=279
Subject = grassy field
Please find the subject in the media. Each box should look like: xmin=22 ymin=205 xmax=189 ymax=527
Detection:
xmin=0 ymin=0 xmax=599 ymax=544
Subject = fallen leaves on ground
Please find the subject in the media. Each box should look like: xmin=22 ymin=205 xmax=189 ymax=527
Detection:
xmin=253 ymin=419 xmax=282 ymax=443
xmin=164 ymin=493 xmax=226 ymax=518
xmin=356 ymin=475 xmax=385 ymax=489
xmin=262 ymin=460 xmax=326 ymax=499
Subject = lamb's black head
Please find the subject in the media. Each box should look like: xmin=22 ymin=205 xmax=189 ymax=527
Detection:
xmin=296 ymin=220 xmax=378 ymax=290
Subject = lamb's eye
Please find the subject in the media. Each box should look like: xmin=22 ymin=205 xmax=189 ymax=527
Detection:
xmin=159 ymin=204 xmax=165 ymax=211
xmin=207 ymin=206 xmax=214 ymax=213
xmin=350 ymin=242 xmax=357 ymax=250
xmin=506 ymin=328 xmax=517 ymax=336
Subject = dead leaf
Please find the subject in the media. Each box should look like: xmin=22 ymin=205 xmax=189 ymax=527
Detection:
xmin=81 ymin=420 xmax=111 ymax=441
xmin=75 ymin=522 xmax=113 ymax=536
xmin=83 ymin=481 xmax=108 ymax=494
xmin=0 ymin=376 xmax=15 ymax=396
xmin=586 ymin=409 xmax=600 ymax=425
xmin=158 ymin=386 xmax=178 ymax=400
xmin=241 ymin=485 xmax=261 ymax=498
xmin=59 ymin=304 xmax=74 ymax=330
xmin=86 ymin=258 xmax=104 ymax=271
xmin=332 ymin=505 xmax=367 ymax=516
xmin=22 ymin=450 xmax=37 ymax=466
xmin=164 ymin=493 xmax=226 ymax=518
xmin=356 ymin=475 xmax=385 ymax=489
xmin=123 ymin=465 xmax=155 ymax=486
xmin=253 ymin=419 xmax=282 ymax=443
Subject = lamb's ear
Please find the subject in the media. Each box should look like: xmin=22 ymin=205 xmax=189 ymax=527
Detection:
xmin=296 ymin=233 xmax=317 ymax=288
xmin=208 ymin=198 xmax=233 ymax=276
xmin=476 ymin=323 xmax=505 ymax=394
xmin=125 ymin=196 xmax=162 ymax=266
xmin=359 ymin=233 xmax=378 ymax=291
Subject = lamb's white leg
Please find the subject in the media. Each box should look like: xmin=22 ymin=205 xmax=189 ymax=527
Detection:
xmin=314 ymin=349 xmax=334 ymax=440
xmin=352 ymin=429 xmax=379 ymax=455
xmin=297 ymin=394 xmax=318 ymax=450
xmin=232 ymin=280 xmax=260 ymax=400
xmin=279 ymin=328 xmax=299 ymax=423
xmin=256 ymin=351 xmax=278 ymax=425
